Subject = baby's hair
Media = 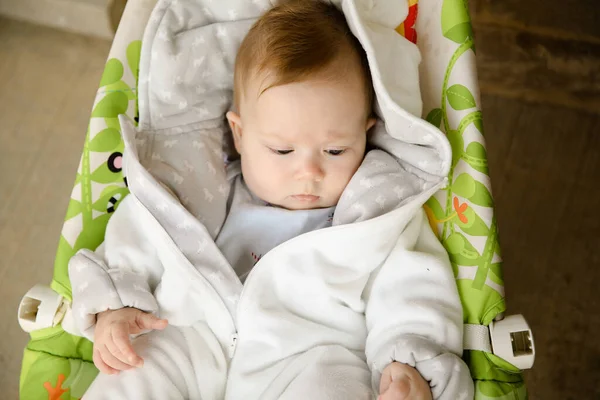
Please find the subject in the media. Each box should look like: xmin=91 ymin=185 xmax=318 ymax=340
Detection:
xmin=233 ymin=0 xmax=373 ymax=114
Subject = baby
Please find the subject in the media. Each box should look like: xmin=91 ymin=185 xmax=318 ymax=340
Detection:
xmin=71 ymin=1 xmax=469 ymax=399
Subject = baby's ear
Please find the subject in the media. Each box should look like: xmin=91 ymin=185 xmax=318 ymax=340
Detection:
xmin=226 ymin=111 xmax=243 ymax=153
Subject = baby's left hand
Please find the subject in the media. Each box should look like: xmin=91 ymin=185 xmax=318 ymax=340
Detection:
xmin=378 ymin=362 xmax=432 ymax=400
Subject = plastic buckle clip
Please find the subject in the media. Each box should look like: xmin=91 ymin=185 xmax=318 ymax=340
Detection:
xmin=18 ymin=284 xmax=66 ymax=332
xmin=18 ymin=284 xmax=81 ymax=336
xmin=489 ymin=314 xmax=535 ymax=370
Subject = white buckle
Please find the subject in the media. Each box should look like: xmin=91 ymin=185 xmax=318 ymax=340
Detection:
xmin=18 ymin=285 xmax=65 ymax=332
xmin=490 ymin=314 xmax=535 ymax=370
xmin=17 ymin=284 xmax=81 ymax=336
xmin=464 ymin=314 xmax=535 ymax=370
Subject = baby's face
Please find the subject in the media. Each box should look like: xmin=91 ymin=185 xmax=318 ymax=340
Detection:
xmin=227 ymin=78 xmax=375 ymax=210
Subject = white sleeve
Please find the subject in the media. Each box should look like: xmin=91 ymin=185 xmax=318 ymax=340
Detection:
xmin=68 ymin=195 xmax=164 ymax=341
xmin=363 ymin=209 xmax=474 ymax=399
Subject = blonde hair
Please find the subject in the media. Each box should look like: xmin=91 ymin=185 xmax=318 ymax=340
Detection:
xmin=233 ymin=0 xmax=373 ymax=114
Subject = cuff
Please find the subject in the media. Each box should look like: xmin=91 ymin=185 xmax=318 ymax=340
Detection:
xmin=370 ymin=335 xmax=474 ymax=400
xmin=68 ymin=249 xmax=159 ymax=341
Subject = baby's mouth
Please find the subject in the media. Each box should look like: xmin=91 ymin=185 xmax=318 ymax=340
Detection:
xmin=291 ymin=194 xmax=320 ymax=203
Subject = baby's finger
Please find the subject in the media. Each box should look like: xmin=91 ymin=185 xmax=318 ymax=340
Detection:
xmin=137 ymin=312 xmax=168 ymax=331
xmin=379 ymin=373 xmax=392 ymax=393
xmin=152 ymin=318 xmax=168 ymax=330
xmin=93 ymin=347 xmax=119 ymax=375
xmin=99 ymin=344 xmax=134 ymax=371
xmin=111 ymin=329 xmax=144 ymax=367
xmin=111 ymin=326 xmax=143 ymax=367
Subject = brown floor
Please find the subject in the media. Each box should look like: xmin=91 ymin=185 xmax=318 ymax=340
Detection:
xmin=1 ymin=1 xmax=599 ymax=399
xmin=471 ymin=1 xmax=600 ymax=399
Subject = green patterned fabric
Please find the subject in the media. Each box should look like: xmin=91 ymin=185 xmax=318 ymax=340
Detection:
xmin=51 ymin=42 xmax=139 ymax=302
xmin=19 ymin=1 xmax=527 ymax=399
xmin=19 ymin=39 xmax=140 ymax=399
xmin=422 ymin=0 xmax=526 ymax=398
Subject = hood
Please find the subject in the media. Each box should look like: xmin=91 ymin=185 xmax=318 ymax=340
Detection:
xmin=134 ymin=0 xmax=451 ymax=221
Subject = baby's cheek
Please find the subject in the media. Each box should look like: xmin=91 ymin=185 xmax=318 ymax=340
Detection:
xmin=341 ymin=155 xmax=362 ymax=180
xmin=329 ymin=164 xmax=354 ymax=197
xmin=256 ymin=157 xmax=285 ymax=195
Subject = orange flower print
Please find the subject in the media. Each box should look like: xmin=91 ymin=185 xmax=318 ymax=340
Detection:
xmin=453 ymin=197 xmax=468 ymax=224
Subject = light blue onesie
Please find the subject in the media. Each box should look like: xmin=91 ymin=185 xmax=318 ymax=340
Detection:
xmin=216 ymin=162 xmax=334 ymax=282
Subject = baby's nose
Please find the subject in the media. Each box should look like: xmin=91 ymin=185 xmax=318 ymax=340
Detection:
xmin=295 ymin=159 xmax=324 ymax=182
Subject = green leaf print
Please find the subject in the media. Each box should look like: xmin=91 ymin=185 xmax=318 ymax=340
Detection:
xmin=425 ymin=196 xmax=445 ymax=220
xmin=462 ymin=142 xmax=489 ymax=175
xmin=104 ymin=117 xmax=122 ymax=132
xmin=444 ymin=232 xmax=463 ymax=255
xmin=90 ymin=162 xmax=121 ymax=184
xmin=447 ymin=84 xmax=476 ymax=110
xmin=447 ymin=129 xmax=464 ymax=167
xmin=425 ymin=108 xmax=442 ymax=128
xmin=103 ymin=80 xmax=136 ymax=100
xmin=453 ymin=173 xmax=476 ymax=198
xmin=441 ymin=0 xmax=474 ymax=45
xmin=452 ymin=174 xmax=494 ymax=207
xmin=127 ymin=41 xmax=142 ymax=82
xmin=99 ymin=59 xmax=124 ymax=87
xmin=456 ymin=206 xmax=490 ymax=236
xmin=91 ymin=92 xmax=129 ymax=118
xmin=65 ymin=199 xmax=83 ymax=220
xmin=424 ymin=196 xmax=445 ymax=237
xmin=88 ymin=128 xmax=121 ymax=152
xmin=444 ymin=232 xmax=481 ymax=266
xmin=471 ymin=180 xmax=494 ymax=207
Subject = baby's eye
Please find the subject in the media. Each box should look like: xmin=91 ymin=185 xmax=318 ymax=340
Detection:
xmin=326 ymin=149 xmax=346 ymax=156
xmin=270 ymin=148 xmax=293 ymax=155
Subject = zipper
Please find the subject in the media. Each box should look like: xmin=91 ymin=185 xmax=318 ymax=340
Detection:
xmin=229 ymin=332 xmax=238 ymax=358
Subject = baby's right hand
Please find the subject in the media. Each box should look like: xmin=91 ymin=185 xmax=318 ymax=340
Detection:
xmin=93 ymin=307 xmax=168 ymax=374
xmin=379 ymin=362 xmax=432 ymax=400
